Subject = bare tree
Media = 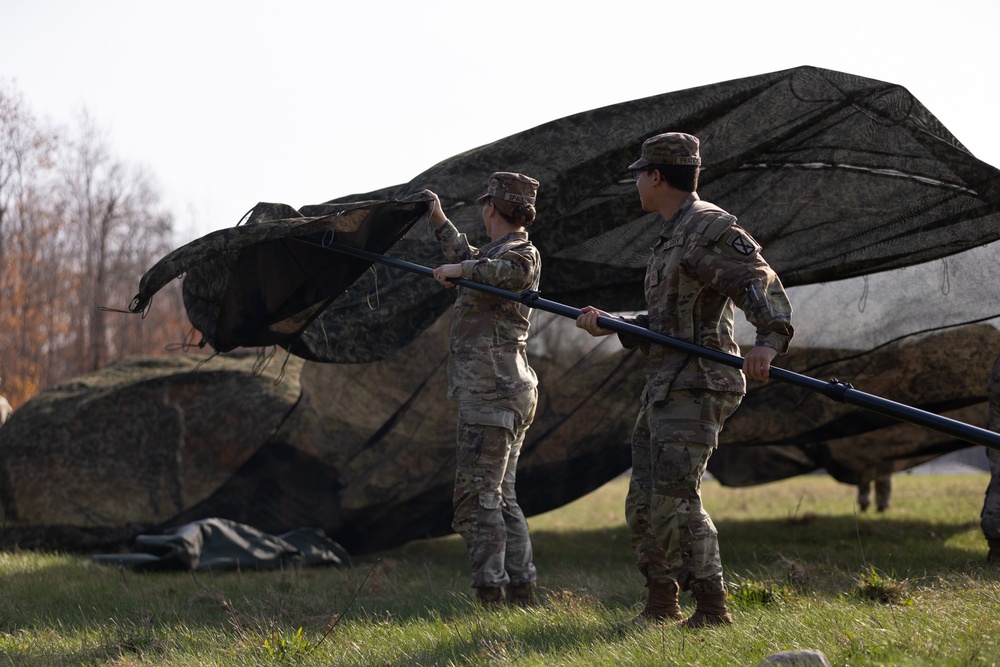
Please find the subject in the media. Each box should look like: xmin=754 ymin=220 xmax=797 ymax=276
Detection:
xmin=57 ymin=110 xmax=180 ymax=374
xmin=0 ymin=83 xmax=55 ymax=312
xmin=1 ymin=83 xmax=194 ymax=407
xmin=0 ymin=82 xmax=59 ymax=404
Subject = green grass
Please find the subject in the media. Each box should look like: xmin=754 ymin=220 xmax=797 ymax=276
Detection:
xmin=2 ymin=473 xmax=999 ymax=666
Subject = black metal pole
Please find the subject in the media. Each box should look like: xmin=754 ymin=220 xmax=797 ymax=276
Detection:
xmin=323 ymin=241 xmax=1000 ymax=451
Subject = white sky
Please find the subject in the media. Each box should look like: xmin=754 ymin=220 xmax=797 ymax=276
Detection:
xmin=3 ymin=0 xmax=999 ymax=244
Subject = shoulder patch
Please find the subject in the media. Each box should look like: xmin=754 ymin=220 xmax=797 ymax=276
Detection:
xmin=723 ymin=228 xmax=761 ymax=257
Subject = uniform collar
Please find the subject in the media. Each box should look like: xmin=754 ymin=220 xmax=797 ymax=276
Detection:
xmin=483 ymin=230 xmax=529 ymax=250
xmin=492 ymin=230 xmax=528 ymax=243
xmin=659 ymin=192 xmax=700 ymax=236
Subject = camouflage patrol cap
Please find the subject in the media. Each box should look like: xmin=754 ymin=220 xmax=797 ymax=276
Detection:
xmin=627 ymin=132 xmax=702 ymax=171
xmin=476 ymin=172 xmax=539 ymax=206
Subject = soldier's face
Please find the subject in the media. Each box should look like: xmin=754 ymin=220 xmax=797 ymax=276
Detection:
xmin=482 ymin=201 xmax=494 ymax=236
xmin=635 ymin=169 xmax=653 ymax=211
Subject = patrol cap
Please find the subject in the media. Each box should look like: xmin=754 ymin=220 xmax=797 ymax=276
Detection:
xmin=476 ymin=172 xmax=539 ymax=206
xmin=627 ymin=132 xmax=702 ymax=171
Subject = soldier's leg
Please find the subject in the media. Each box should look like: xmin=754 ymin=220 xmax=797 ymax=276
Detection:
xmin=875 ymin=474 xmax=892 ymax=512
xmin=501 ymin=388 xmax=537 ymax=592
xmin=452 ymin=403 xmax=517 ymax=591
xmin=856 ymin=481 xmax=871 ymax=511
xmin=982 ymin=447 xmax=1000 ymax=561
xmin=626 ymin=400 xmax=679 ymax=585
xmin=647 ymin=390 xmax=741 ymax=628
xmin=627 ymin=399 xmax=683 ymax=621
xmin=653 ymin=439 xmax=718 ymax=590
xmin=647 ymin=390 xmax=739 ymax=593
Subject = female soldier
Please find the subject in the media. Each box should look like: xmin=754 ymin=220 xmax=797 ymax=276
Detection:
xmin=424 ymin=172 xmax=542 ymax=606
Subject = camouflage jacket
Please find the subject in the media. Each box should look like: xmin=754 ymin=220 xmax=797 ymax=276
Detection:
xmin=435 ymin=221 xmax=541 ymax=401
xmin=620 ymin=193 xmax=793 ymax=401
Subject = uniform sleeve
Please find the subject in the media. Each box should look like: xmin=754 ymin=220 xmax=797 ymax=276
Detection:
xmin=617 ymin=313 xmax=651 ymax=354
xmin=462 ymin=245 xmax=538 ymax=292
xmin=686 ymin=222 xmax=794 ymax=354
xmin=434 ymin=220 xmax=478 ymax=263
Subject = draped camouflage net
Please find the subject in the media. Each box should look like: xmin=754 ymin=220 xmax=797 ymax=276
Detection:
xmin=218 ymin=64 xmax=1000 ymax=492
xmin=294 ymin=65 xmax=1000 ymax=364
xmin=5 ymin=66 xmax=1000 ymax=554
xmin=146 ymin=65 xmax=1000 ymax=533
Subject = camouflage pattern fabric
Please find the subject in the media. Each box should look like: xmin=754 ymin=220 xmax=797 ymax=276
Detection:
xmin=619 ymin=194 xmax=793 ymax=403
xmin=983 ymin=354 xmax=1000 ymax=540
xmin=626 ymin=389 xmax=741 ymax=594
xmin=296 ymin=65 xmax=999 ymax=366
xmin=436 ymin=217 xmax=541 ymax=588
xmin=4 ymin=319 xmax=996 ymax=556
xmin=628 ymin=132 xmax=703 ymax=169
xmin=452 ymin=391 xmax=538 ymax=588
xmin=435 ymin=221 xmax=541 ymax=400
xmin=131 ymin=196 xmax=432 ymax=357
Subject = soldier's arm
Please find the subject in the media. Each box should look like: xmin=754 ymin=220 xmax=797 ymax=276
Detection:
xmin=426 ymin=189 xmax=479 ymax=263
xmin=576 ymin=307 xmax=651 ymax=353
xmin=434 ymin=221 xmax=478 ymax=263
xmin=687 ymin=222 xmax=793 ymax=354
xmin=462 ymin=247 xmax=537 ymax=291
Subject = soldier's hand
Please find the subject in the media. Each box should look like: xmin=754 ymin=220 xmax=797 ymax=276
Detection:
xmin=576 ymin=306 xmax=616 ymax=337
xmin=743 ymin=345 xmax=778 ymax=382
xmin=423 ymin=189 xmax=448 ymax=227
xmin=433 ymin=263 xmax=462 ymax=288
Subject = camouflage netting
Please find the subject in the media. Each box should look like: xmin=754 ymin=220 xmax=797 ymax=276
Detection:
xmin=0 ymin=354 xmax=303 ymax=550
xmin=297 ymin=65 xmax=1000 ymax=362
xmin=3 ymin=66 xmax=1000 ymax=554
xmin=131 ymin=196 xmax=433 ymax=353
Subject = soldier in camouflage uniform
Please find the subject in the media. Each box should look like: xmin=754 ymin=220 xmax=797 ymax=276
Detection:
xmin=424 ymin=173 xmax=542 ymax=606
xmin=983 ymin=353 xmax=1000 ymax=562
xmin=577 ymin=133 xmax=794 ymax=628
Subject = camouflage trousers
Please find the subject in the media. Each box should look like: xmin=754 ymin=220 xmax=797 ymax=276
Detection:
xmin=626 ymin=388 xmax=741 ymax=594
xmin=452 ymin=388 xmax=538 ymax=589
xmin=982 ymin=447 xmax=1000 ymax=541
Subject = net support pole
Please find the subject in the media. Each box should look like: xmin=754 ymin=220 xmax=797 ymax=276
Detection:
xmin=323 ymin=241 xmax=1000 ymax=451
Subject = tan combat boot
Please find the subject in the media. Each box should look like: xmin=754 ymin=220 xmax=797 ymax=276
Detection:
xmin=633 ymin=580 xmax=684 ymax=623
xmin=508 ymin=581 xmax=540 ymax=607
xmin=988 ymin=538 xmax=1000 ymax=563
xmin=683 ymin=585 xmax=733 ymax=628
xmin=475 ymin=586 xmax=505 ymax=607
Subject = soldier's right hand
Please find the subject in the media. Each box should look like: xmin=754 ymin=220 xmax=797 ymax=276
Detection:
xmin=576 ymin=306 xmax=616 ymax=337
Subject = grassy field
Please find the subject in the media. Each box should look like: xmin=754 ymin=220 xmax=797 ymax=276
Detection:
xmin=1 ymin=472 xmax=998 ymax=666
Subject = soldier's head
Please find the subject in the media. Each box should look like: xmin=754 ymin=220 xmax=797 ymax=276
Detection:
xmin=476 ymin=172 xmax=539 ymax=228
xmin=628 ymin=132 xmax=700 ymax=193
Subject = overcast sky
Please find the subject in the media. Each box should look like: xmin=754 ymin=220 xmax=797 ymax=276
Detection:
xmin=3 ymin=0 xmax=998 ymax=243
